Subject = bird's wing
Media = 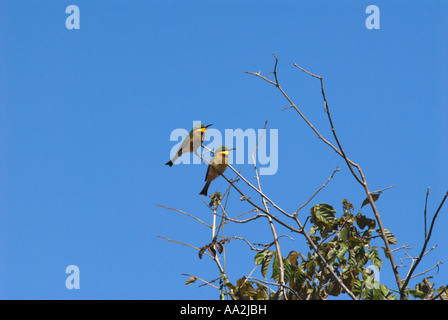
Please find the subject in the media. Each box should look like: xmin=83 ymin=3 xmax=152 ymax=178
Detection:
xmin=175 ymin=134 xmax=191 ymax=154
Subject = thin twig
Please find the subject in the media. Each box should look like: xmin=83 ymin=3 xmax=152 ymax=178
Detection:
xmin=157 ymin=235 xmax=209 ymax=257
xmin=409 ymin=261 xmax=442 ymax=279
xmin=293 ymin=63 xmax=364 ymax=183
xmin=392 ymin=243 xmax=412 ymax=252
xmin=157 ymin=235 xmax=224 ymax=273
xmin=212 ymin=205 xmax=217 ymax=240
xmin=157 ymin=204 xmax=211 ymax=228
xmin=370 ymin=185 xmax=395 ymax=194
xmin=295 ymin=165 xmax=340 ymax=214
xmin=424 ymin=187 xmax=430 ymax=240
xmin=400 ymin=191 xmax=448 ymax=298
xmin=281 ymin=105 xmax=294 ymax=111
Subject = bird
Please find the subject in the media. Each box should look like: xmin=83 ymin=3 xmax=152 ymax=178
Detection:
xmin=165 ymin=123 xmax=212 ymax=167
xmin=199 ymin=146 xmax=234 ymax=196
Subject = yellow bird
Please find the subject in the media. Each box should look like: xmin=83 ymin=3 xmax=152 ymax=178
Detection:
xmin=165 ymin=123 xmax=212 ymax=167
xmin=199 ymin=146 xmax=234 ymax=196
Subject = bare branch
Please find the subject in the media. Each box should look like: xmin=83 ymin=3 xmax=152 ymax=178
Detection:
xmin=400 ymin=191 xmax=448 ymax=297
xmin=246 ymin=55 xmax=403 ymax=293
xmin=221 ymin=206 xmax=263 ymax=224
xmin=295 ymin=165 xmax=340 ymax=214
xmin=157 ymin=204 xmax=211 ymax=228
xmin=409 ymin=261 xmax=442 ymax=280
xmin=157 ymin=235 xmax=208 ymax=256
xmin=392 ymin=243 xmax=413 ymax=252
xmin=424 ymin=187 xmax=430 ymax=240
xmin=370 ymin=185 xmax=395 ymax=194
xmin=293 ymin=63 xmax=364 ymax=185
xmin=292 ymin=62 xmax=404 ymax=291
xmin=250 ymin=120 xmax=287 ymax=298
xmin=281 ymin=105 xmax=294 ymax=111
xmin=219 ymin=170 xmax=302 ymax=233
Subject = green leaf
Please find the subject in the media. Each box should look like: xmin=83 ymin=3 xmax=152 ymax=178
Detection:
xmin=327 ymin=248 xmax=337 ymax=262
xmin=369 ymin=247 xmax=383 ymax=270
xmin=342 ymin=199 xmax=354 ymax=213
xmin=363 ymin=286 xmax=374 ymax=300
xmin=361 ymin=193 xmax=380 ymax=209
xmin=254 ymin=251 xmax=266 ymax=265
xmin=305 ymin=260 xmax=316 ymax=277
xmin=356 ymin=213 xmax=376 ymax=230
xmin=380 ymin=284 xmax=390 ymax=298
xmin=361 ymin=229 xmax=372 ymax=243
xmin=436 ymin=286 xmax=448 ymax=300
xmin=352 ymin=278 xmax=363 ymax=297
xmin=262 ymin=252 xmax=273 ymax=280
xmin=271 ymin=254 xmax=293 ymax=283
xmin=327 ymin=279 xmax=342 ymax=296
xmin=342 ymin=268 xmax=357 ymax=291
xmin=293 ymin=267 xmax=307 ymax=287
xmin=347 ymin=245 xmax=367 ymax=267
xmin=409 ymin=289 xmax=426 ymax=299
xmin=340 ymin=227 xmax=349 ymax=241
xmin=271 ymin=255 xmax=279 ymax=281
xmin=311 ymin=203 xmax=336 ymax=225
xmin=254 ymin=250 xmax=274 ymax=280
xmin=356 ymin=247 xmax=369 ymax=267
xmin=337 ymin=243 xmax=349 ymax=262
xmin=283 ymin=259 xmax=294 ymax=284
xmin=376 ymin=228 xmax=397 ymax=245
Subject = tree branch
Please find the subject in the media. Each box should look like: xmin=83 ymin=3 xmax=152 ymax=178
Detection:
xmin=251 ymin=120 xmax=287 ymax=299
xmin=295 ymin=165 xmax=340 ymax=214
xmin=400 ymin=191 xmax=448 ymax=298
xmin=157 ymin=204 xmax=211 ymax=228
xmin=245 ymin=55 xmax=403 ymax=294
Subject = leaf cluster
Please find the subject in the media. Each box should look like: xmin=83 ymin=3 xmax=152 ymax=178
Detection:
xmin=219 ymin=274 xmax=271 ymax=300
xmin=252 ymin=200 xmax=399 ymax=300
xmin=406 ymin=277 xmax=447 ymax=300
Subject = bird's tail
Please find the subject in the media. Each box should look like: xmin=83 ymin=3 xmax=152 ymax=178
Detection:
xmin=199 ymin=181 xmax=211 ymax=196
xmin=165 ymin=153 xmax=180 ymax=167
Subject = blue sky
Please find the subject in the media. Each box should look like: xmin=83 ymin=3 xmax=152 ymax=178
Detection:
xmin=1 ymin=1 xmax=447 ymax=299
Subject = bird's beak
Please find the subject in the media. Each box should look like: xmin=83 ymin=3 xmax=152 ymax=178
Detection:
xmin=199 ymin=124 xmax=212 ymax=133
xmin=221 ymin=148 xmax=235 ymax=155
